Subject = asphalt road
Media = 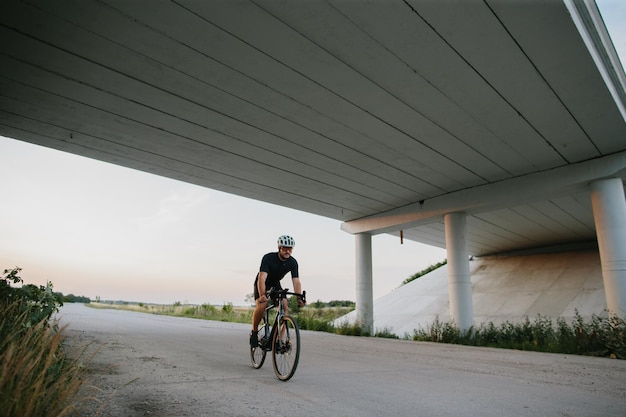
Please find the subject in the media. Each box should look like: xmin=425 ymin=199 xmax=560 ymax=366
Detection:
xmin=59 ymin=303 xmax=626 ymax=417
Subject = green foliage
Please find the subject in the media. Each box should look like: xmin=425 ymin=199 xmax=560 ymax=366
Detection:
xmin=330 ymin=300 xmax=355 ymax=307
xmin=374 ymin=327 xmax=399 ymax=339
xmin=1 ymin=267 xmax=63 ymax=330
xmin=411 ymin=312 xmax=626 ymax=359
xmin=0 ymin=304 xmax=87 ymax=417
xmin=1 ymin=267 xmax=91 ymax=416
xmin=334 ymin=320 xmax=368 ymax=337
xmin=401 ymin=260 xmax=447 ymax=286
xmin=222 ymin=302 xmax=234 ymax=316
xmin=288 ymin=295 xmax=301 ymax=314
xmin=308 ymin=299 xmax=355 ymax=309
xmin=107 ymin=302 xmax=254 ymax=324
xmin=295 ymin=309 xmax=336 ymax=332
xmin=292 ymin=305 xmax=355 ymax=332
xmin=87 ymin=293 xmax=625 ymax=360
xmin=183 ymin=306 xmax=197 ymax=316
xmin=56 ymin=293 xmax=91 ymax=303
xmin=412 ymin=316 xmax=462 ymax=343
xmin=201 ymin=303 xmax=217 ymax=314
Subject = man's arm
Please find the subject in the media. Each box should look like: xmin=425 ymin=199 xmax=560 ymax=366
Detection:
xmin=257 ymin=271 xmax=268 ymax=303
xmin=292 ymin=277 xmax=305 ymax=306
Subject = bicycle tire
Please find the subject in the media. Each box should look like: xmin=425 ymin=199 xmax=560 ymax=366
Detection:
xmin=250 ymin=317 xmax=269 ymax=369
xmin=271 ymin=315 xmax=300 ymax=381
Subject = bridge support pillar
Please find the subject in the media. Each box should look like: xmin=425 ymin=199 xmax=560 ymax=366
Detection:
xmin=590 ymin=178 xmax=626 ymax=318
xmin=444 ymin=212 xmax=474 ymax=331
xmin=355 ymin=233 xmax=374 ymax=334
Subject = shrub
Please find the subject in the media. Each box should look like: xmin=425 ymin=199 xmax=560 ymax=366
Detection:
xmin=1 ymin=267 xmax=91 ymax=416
xmin=0 ymin=305 xmax=86 ymax=416
xmin=334 ymin=321 xmax=368 ymax=337
xmin=374 ymin=327 xmax=399 ymax=339
xmin=222 ymin=302 xmax=234 ymax=315
xmin=1 ymin=267 xmax=63 ymax=338
xmin=183 ymin=306 xmax=198 ymax=316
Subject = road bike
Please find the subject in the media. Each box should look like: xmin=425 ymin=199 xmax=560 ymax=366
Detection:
xmin=250 ymin=288 xmax=305 ymax=381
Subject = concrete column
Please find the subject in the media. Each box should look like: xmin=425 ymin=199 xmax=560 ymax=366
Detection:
xmin=355 ymin=233 xmax=374 ymax=334
xmin=444 ymin=212 xmax=474 ymax=331
xmin=590 ymin=178 xmax=626 ymax=318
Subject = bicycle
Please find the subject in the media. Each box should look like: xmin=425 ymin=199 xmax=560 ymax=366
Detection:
xmin=250 ymin=288 xmax=306 ymax=381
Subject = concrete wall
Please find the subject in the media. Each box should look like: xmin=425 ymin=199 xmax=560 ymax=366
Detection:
xmin=337 ymin=249 xmax=606 ymax=337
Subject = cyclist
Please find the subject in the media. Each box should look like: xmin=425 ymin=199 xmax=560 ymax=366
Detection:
xmin=250 ymin=235 xmax=305 ymax=347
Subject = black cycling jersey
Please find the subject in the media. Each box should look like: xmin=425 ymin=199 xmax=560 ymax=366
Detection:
xmin=253 ymin=252 xmax=299 ymax=299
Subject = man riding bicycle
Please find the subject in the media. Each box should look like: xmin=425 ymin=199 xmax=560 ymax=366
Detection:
xmin=250 ymin=235 xmax=306 ymax=347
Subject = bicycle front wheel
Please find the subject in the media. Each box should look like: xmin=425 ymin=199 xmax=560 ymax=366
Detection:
xmin=250 ymin=318 xmax=269 ymax=369
xmin=272 ymin=315 xmax=300 ymax=381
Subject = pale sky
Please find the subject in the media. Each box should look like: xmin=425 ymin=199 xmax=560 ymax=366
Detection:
xmin=1 ymin=1 xmax=624 ymax=306
xmin=0 ymin=137 xmax=447 ymax=305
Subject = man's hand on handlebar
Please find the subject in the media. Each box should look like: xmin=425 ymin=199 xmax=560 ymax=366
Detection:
xmin=297 ymin=290 xmax=307 ymax=307
xmin=264 ymin=288 xmax=306 ymax=306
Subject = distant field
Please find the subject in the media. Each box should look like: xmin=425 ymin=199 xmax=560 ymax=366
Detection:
xmin=85 ymin=301 xmax=353 ymax=328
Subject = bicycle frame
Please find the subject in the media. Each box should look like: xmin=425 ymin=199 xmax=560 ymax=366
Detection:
xmin=260 ymin=288 xmax=301 ymax=350
xmin=250 ymin=288 xmax=305 ymax=381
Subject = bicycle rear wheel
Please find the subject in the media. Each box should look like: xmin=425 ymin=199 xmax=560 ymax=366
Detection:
xmin=250 ymin=318 xmax=269 ymax=369
xmin=272 ymin=315 xmax=300 ymax=381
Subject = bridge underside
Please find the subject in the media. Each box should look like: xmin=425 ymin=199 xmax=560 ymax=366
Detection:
xmin=1 ymin=0 xmax=625 ymax=329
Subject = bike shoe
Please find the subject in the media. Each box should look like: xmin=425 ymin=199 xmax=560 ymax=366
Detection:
xmin=259 ymin=335 xmax=268 ymax=349
xmin=249 ymin=330 xmax=259 ymax=348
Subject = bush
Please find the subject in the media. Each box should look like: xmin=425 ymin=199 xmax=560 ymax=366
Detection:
xmin=0 ymin=267 xmax=63 ymax=329
xmin=222 ymin=302 xmax=234 ymax=315
xmin=0 ymin=303 xmax=85 ymax=417
xmin=334 ymin=320 xmax=368 ymax=337
xmin=0 ymin=267 xmax=90 ymax=416
xmin=374 ymin=327 xmax=399 ymax=339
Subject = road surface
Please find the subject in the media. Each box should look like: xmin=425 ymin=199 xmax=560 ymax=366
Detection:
xmin=59 ymin=303 xmax=626 ymax=417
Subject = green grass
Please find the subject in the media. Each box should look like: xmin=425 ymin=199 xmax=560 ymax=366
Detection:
xmin=411 ymin=312 xmax=626 ymax=359
xmin=401 ymin=260 xmax=447 ymax=286
xmin=88 ymin=302 xmax=625 ymax=359
xmin=89 ymin=300 xmax=354 ymax=333
xmin=89 ymin=301 xmax=254 ymax=324
xmin=293 ymin=306 xmax=354 ymax=332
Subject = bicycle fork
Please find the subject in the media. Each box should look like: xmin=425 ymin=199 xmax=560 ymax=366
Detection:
xmin=264 ymin=316 xmax=290 ymax=352
xmin=275 ymin=318 xmax=292 ymax=353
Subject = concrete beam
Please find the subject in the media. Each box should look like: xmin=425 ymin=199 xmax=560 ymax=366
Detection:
xmin=341 ymin=152 xmax=626 ymax=235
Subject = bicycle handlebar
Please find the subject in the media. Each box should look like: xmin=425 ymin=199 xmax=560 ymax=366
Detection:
xmin=266 ymin=288 xmax=306 ymax=303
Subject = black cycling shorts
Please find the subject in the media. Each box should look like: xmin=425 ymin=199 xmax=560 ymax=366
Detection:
xmin=253 ymin=279 xmax=281 ymax=302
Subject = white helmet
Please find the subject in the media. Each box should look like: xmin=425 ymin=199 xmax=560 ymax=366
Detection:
xmin=277 ymin=235 xmax=295 ymax=247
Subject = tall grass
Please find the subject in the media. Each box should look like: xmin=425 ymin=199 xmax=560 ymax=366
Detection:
xmin=411 ymin=311 xmax=626 ymax=358
xmin=0 ymin=302 xmax=90 ymax=417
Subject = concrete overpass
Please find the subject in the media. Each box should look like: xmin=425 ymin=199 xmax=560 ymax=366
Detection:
xmin=1 ymin=0 xmax=625 ymax=331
